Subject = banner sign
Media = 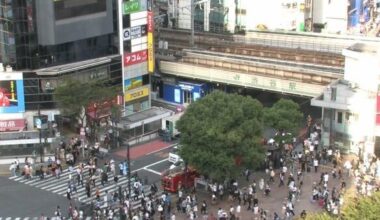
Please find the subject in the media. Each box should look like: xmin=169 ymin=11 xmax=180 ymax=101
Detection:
xmin=123 ymin=0 xmax=140 ymax=15
xmin=0 ymin=119 xmax=25 ymax=132
xmin=147 ymin=32 xmax=154 ymax=73
xmin=124 ymin=50 xmax=147 ymax=66
xmin=124 ymin=87 xmax=149 ymax=102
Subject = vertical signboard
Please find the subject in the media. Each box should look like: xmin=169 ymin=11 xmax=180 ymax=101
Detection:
xmin=147 ymin=32 xmax=154 ymax=73
xmin=147 ymin=11 xmax=154 ymax=32
xmin=147 ymin=11 xmax=154 ymax=73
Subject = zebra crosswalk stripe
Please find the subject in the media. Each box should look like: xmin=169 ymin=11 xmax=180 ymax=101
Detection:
xmin=8 ymin=167 xmax=155 ymax=208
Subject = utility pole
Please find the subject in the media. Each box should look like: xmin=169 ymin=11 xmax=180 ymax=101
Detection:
xmin=190 ymin=0 xmax=195 ymax=48
xmin=38 ymin=105 xmax=42 ymax=163
xmin=126 ymin=142 xmax=131 ymax=218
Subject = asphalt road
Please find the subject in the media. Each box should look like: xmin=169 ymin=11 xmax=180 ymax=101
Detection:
xmin=0 ymin=176 xmax=74 ymax=217
xmin=0 ymin=141 xmax=177 ymax=218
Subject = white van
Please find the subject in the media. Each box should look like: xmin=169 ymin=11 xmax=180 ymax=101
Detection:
xmin=168 ymin=145 xmax=183 ymax=164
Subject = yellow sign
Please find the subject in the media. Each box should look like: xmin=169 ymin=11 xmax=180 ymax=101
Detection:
xmin=147 ymin=32 xmax=154 ymax=73
xmin=124 ymin=87 xmax=149 ymax=102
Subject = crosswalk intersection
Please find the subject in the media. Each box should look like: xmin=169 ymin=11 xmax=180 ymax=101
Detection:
xmin=8 ymin=166 xmax=153 ymax=207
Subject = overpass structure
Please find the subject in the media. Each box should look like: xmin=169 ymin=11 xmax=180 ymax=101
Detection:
xmin=157 ymin=29 xmax=380 ymax=98
xmin=160 ymin=49 xmax=341 ymax=97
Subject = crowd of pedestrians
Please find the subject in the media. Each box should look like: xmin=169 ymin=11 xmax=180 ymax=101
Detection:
xmin=8 ymin=121 xmax=380 ymax=219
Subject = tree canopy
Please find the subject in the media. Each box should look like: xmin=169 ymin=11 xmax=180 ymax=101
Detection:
xmin=305 ymin=191 xmax=380 ymax=220
xmin=264 ymin=98 xmax=304 ymax=135
xmin=54 ymin=79 xmax=118 ymax=125
xmin=176 ymin=90 xmax=266 ymax=182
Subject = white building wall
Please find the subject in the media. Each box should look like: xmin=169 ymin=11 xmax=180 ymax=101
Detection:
xmin=245 ymin=0 xmax=306 ymax=31
xmin=225 ymin=0 xmax=236 ymax=32
xmin=178 ymin=0 xmax=192 ymax=29
xmin=313 ymin=0 xmax=348 ymax=33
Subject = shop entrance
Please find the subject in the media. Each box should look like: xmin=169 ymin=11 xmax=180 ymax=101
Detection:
xmin=183 ymin=90 xmax=193 ymax=104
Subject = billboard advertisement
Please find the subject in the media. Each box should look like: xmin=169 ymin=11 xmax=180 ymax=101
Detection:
xmin=147 ymin=32 xmax=154 ymax=73
xmin=125 ymin=87 xmax=149 ymax=102
xmin=0 ymin=72 xmax=25 ymax=113
xmin=124 ymin=50 xmax=148 ymax=66
xmin=124 ymin=76 xmax=143 ymax=91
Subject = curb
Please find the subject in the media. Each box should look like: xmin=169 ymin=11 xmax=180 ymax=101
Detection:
xmin=0 ymin=172 xmax=9 ymax=177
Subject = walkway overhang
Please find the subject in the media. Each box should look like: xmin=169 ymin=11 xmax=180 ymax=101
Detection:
xmin=118 ymin=107 xmax=173 ymax=130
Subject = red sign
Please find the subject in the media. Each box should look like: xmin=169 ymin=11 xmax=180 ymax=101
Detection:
xmin=147 ymin=11 xmax=154 ymax=33
xmin=0 ymin=119 xmax=25 ymax=132
xmin=124 ymin=50 xmax=148 ymax=66
xmin=376 ymin=94 xmax=380 ymax=125
xmin=87 ymin=96 xmax=121 ymax=120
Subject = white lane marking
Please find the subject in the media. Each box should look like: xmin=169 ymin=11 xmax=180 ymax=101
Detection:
xmin=142 ymin=159 xmax=168 ymax=169
xmin=146 ymin=143 xmax=177 ymax=155
xmin=144 ymin=168 xmax=162 ymax=175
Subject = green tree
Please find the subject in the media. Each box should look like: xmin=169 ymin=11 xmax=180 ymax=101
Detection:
xmin=264 ymin=98 xmax=303 ymax=135
xmin=54 ymin=79 xmax=118 ymax=126
xmin=305 ymin=191 xmax=380 ymax=220
xmin=176 ymin=91 xmax=266 ymax=182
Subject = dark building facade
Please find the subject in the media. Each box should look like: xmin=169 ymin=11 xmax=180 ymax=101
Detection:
xmin=0 ymin=0 xmax=119 ymax=70
xmin=0 ymin=0 xmax=123 ymax=158
xmin=0 ymin=0 xmax=122 ymax=111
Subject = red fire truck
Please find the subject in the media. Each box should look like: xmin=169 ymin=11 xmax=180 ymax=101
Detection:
xmin=161 ymin=166 xmax=199 ymax=193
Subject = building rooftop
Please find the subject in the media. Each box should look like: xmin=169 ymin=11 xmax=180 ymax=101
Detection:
xmin=347 ymin=43 xmax=380 ymax=54
xmin=119 ymin=107 xmax=173 ymax=129
xmin=35 ymin=55 xmax=120 ymax=76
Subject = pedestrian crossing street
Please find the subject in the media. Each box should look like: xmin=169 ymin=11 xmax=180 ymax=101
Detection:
xmin=8 ymin=166 xmax=153 ymax=207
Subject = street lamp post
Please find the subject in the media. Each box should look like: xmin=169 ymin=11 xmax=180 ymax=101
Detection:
xmin=126 ymin=142 xmax=132 ymax=218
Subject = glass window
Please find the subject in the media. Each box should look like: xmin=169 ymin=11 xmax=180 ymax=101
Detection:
xmin=337 ymin=112 xmax=343 ymax=124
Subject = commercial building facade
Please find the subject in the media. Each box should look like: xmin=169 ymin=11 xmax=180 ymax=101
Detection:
xmin=120 ymin=0 xmax=154 ymax=115
xmin=0 ymin=0 xmax=122 ymax=158
xmin=311 ymin=43 xmax=380 ymax=160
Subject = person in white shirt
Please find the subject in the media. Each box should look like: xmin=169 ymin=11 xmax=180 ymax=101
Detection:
xmin=323 ymin=173 xmax=329 ymax=185
xmin=327 ymin=148 xmax=333 ymax=162
xmin=9 ymin=162 xmax=16 ymax=176
xmin=236 ymin=205 xmax=241 ymax=219
xmin=313 ymin=159 xmax=319 ymax=172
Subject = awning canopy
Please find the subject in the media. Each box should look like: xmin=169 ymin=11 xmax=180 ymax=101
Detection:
xmin=118 ymin=107 xmax=173 ymax=130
